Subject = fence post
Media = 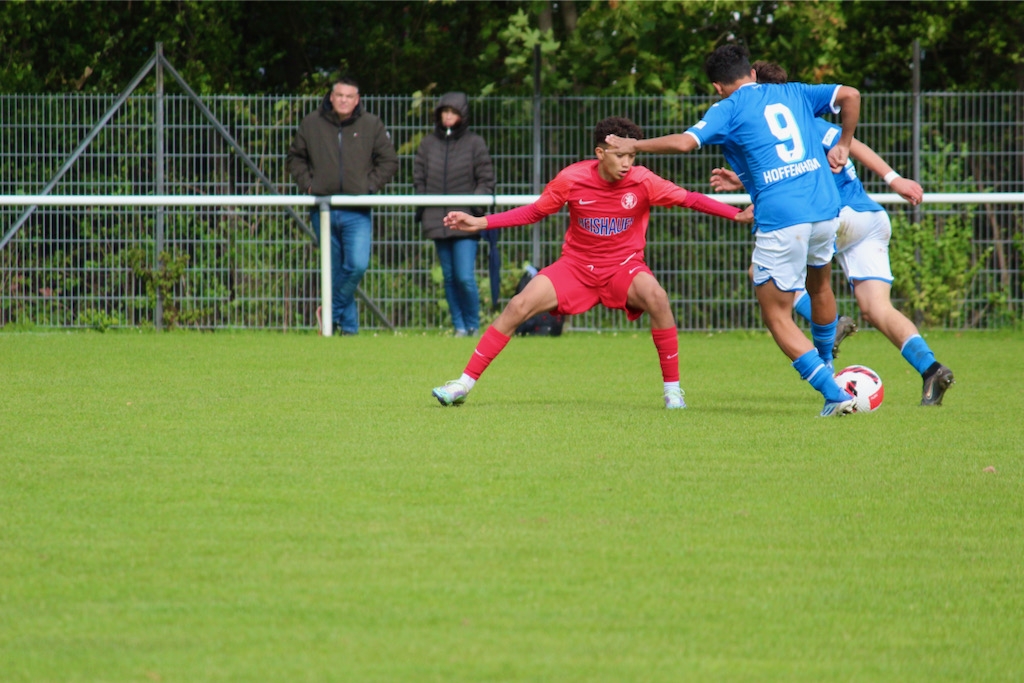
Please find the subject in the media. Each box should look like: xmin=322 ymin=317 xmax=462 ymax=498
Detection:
xmin=155 ymin=42 xmax=165 ymax=331
xmin=531 ymin=43 xmax=542 ymax=268
xmin=912 ymin=38 xmax=924 ymax=326
xmin=318 ymin=198 xmax=333 ymax=337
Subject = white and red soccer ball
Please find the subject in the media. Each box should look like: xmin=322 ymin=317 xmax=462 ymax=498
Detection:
xmin=834 ymin=365 xmax=884 ymax=413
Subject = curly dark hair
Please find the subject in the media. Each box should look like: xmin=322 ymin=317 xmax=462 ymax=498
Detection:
xmin=594 ymin=117 xmax=643 ymax=147
xmin=752 ymin=60 xmax=788 ymax=85
xmin=704 ymin=44 xmax=752 ymax=85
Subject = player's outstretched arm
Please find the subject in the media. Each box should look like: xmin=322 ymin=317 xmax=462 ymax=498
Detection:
xmin=849 ymin=139 xmax=923 ymax=206
xmin=605 ymin=133 xmax=697 ymax=155
xmin=443 ymin=211 xmax=488 ymax=233
xmin=710 ymin=167 xmax=744 ymax=193
xmin=734 ymin=204 xmax=754 ymax=224
xmin=827 ymin=85 xmax=861 ymax=172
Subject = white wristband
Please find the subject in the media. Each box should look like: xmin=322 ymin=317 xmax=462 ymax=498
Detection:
xmin=883 ymin=171 xmax=901 ymax=185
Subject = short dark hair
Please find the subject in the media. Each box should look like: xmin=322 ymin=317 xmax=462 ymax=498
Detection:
xmin=595 ymin=116 xmax=643 ymax=147
xmin=704 ymin=44 xmax=752 ymax=85
xmin=752 ymin=60 xmax=788 ymax=85
xmin=332 ymin=76 xmax=360 ymax=92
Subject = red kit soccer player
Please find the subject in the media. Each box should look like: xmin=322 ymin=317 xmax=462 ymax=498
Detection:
xmin=431 ymin=116 xmax=753 ymax=409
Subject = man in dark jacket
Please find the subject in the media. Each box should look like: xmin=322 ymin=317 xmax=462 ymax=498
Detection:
xmin=414 ymin=92 xmax=495 ymax=336
xmin=287 ymin=77 xmax=398 ymax=335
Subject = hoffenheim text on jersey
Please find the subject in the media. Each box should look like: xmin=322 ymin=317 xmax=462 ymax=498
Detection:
xmin=763 ymin=157 xmax=822 ymax=184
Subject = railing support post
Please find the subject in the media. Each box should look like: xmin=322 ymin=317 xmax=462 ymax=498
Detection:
xmin=318 ymin=198 xmax=332 ymax=337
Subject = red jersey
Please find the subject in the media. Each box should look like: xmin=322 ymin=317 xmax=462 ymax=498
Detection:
xmin=485 ymin=160 xmax=739 ymax=268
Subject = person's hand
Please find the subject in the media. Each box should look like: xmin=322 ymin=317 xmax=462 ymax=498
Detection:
xmin=443 ymin=211 xmax=487 ymax=232
xmin=710 ymin=167 xmax=743 ymax=193
xmin=603 ymin=134 xmax=637 ymax=154
xmin=734 ymin=204 xmax=754 ymax=224
xmin=890 ymin=177 xmax=923 ymax=206
xmin=827 ymin=143 xmax=850 ymax=173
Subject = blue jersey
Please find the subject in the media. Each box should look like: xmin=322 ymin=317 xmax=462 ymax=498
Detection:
xmin=687 ymin=81 xmax=843 ymax=231
xmin=814 ymin=119 xmax=884 ymax=213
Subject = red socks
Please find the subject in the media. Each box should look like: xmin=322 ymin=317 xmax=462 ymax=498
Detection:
xmin=464 ymin=326 xmax=512 ymax=379
xmin=651 ymin=327 xmax=680 ymax=383
xmin=465 ymin=326 xmax=676 ymax=384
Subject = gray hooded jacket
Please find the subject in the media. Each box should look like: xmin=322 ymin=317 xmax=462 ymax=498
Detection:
xmin=413 ymin=92 xmax=495 ymax=240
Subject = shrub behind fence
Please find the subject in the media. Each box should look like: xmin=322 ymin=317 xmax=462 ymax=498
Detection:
xmin=1 ymin=91 xmax=1021 ymax=331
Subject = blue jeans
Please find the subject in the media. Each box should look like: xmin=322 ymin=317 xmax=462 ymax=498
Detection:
xmin=434 ymin=237 xmax=480 ymax=332
xmin=311 ymin=208 xmax=372 ymax=334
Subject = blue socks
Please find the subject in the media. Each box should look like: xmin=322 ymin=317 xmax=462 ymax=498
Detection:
xmin=810 ymin=318 xmax=837 ymax=368
xmin=793 ymin=291 xmax=835 ymax=367
xmin=901 ymin=335 xmax=938 ymax=375
xmin=793 ymin=349 xmax=849 ymax=402
xmin=793 ymin=291 xmax=812 ymax=322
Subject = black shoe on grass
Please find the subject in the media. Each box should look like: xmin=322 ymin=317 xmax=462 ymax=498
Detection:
xmin=921 ymin=364 xmax=955 ymax=406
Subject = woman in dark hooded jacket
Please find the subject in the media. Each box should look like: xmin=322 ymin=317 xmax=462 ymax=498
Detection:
xmin=414 ymin=92 xmax=495 ymax=336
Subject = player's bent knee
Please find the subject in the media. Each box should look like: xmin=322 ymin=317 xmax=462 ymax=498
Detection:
xmin=633 ymin=285 xmax=670 ymax=314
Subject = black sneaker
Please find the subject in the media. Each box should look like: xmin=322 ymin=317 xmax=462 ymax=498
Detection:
xmin=921 ymin=364 xmax=955 ymax=406
xmin=832 ymin=315 xmax=858 ymax=357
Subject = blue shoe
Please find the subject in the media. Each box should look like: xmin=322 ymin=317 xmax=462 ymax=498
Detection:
xmin=664 ymin=387 xmax=687 ymax=410
xmin=433 ymin=380 xmax=469 ymax=407
xmin=820 ymin=394 xmax=856 ymax=417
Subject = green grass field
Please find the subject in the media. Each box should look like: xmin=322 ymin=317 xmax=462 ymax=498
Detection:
xmin=2 ymin=329 xmax=1021 ymax=682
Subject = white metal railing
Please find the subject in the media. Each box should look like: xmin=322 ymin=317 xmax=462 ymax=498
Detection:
xmin=3 ymin=192 xmax=1023 ymax=334
xmin=6 ymin=193 xmax=1024 ymax=207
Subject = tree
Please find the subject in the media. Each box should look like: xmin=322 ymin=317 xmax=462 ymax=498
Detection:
xmin=840 ymin=0 xmax=1024 ymax=91
xmin=1 ymin=0 xmax=1020 ymax=95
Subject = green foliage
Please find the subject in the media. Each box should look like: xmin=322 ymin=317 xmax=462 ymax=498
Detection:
xmin=889 ymin=210 xmax=989 ymax=327
xmin=78 ymin=307 xmax=124 ymax=332
xmin=888 ymin=137 xmax=994 ymax=327
xmin=128 ymin=248 xmax=191 ymax=329
xmin=2 ymin=1 xmax=1023 ymax=95
xmin=840 ymin=0 xmax=1024 ymax=91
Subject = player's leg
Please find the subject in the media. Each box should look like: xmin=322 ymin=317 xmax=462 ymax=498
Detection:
xmin=432 ymin=272 xmax=559 ymax=407
xmin=752 ymin=262 xmax=812 ymax=323
xmin=806 ymin=217 xmax=844 ymax=368
xmin=852 ymin=279 xmax=955 ymax=406
xmin=753 ymin=225 xmax=853 ymax=416
xmin=797 ymin=273 xmax=854 ymax=356
xmin=852 ymin=279 xmax=915 ymax=348
xmin=792 ymin=288 xmax=813 ymax=323
xmin=626 ymin=271 xmax=684 ymax=409
xmin=805 ymin=262 xmax=838 ymax=368
xmin=840 ymin=210 xmax=954 ymax=405
xmin=753 ymin=260 xmax=816 ymax=330
xmin=756 ymin=279 xmax=816 ymax=359
xmin=831 ymin=206 xmax=883 ymax=357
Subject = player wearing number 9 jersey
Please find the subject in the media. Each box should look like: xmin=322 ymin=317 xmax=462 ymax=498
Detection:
xmin=693 ymin=82 xmax=842 ymax=231
xmin=712 ymin=60 xmax=955 ymax=408
xmin=604 ymin=44 xmax=861 ymax=417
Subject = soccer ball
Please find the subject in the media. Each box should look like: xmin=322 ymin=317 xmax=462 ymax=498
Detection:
xmin=834 ymin=365 xmax=884 ymax=413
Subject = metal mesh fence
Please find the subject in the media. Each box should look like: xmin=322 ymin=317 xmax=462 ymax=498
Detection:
xmin=2 ymin=90 xmax=1022 ymax=331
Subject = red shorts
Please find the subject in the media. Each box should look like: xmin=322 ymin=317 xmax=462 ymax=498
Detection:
xmin=539 ymin=255 xmax=652 ymax=321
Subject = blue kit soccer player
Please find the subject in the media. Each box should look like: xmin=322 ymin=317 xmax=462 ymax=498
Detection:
xmin=711 ymin=61 xmax=955 ymax=407
xmin=606 ymin=45 xmax=861 ymax=417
